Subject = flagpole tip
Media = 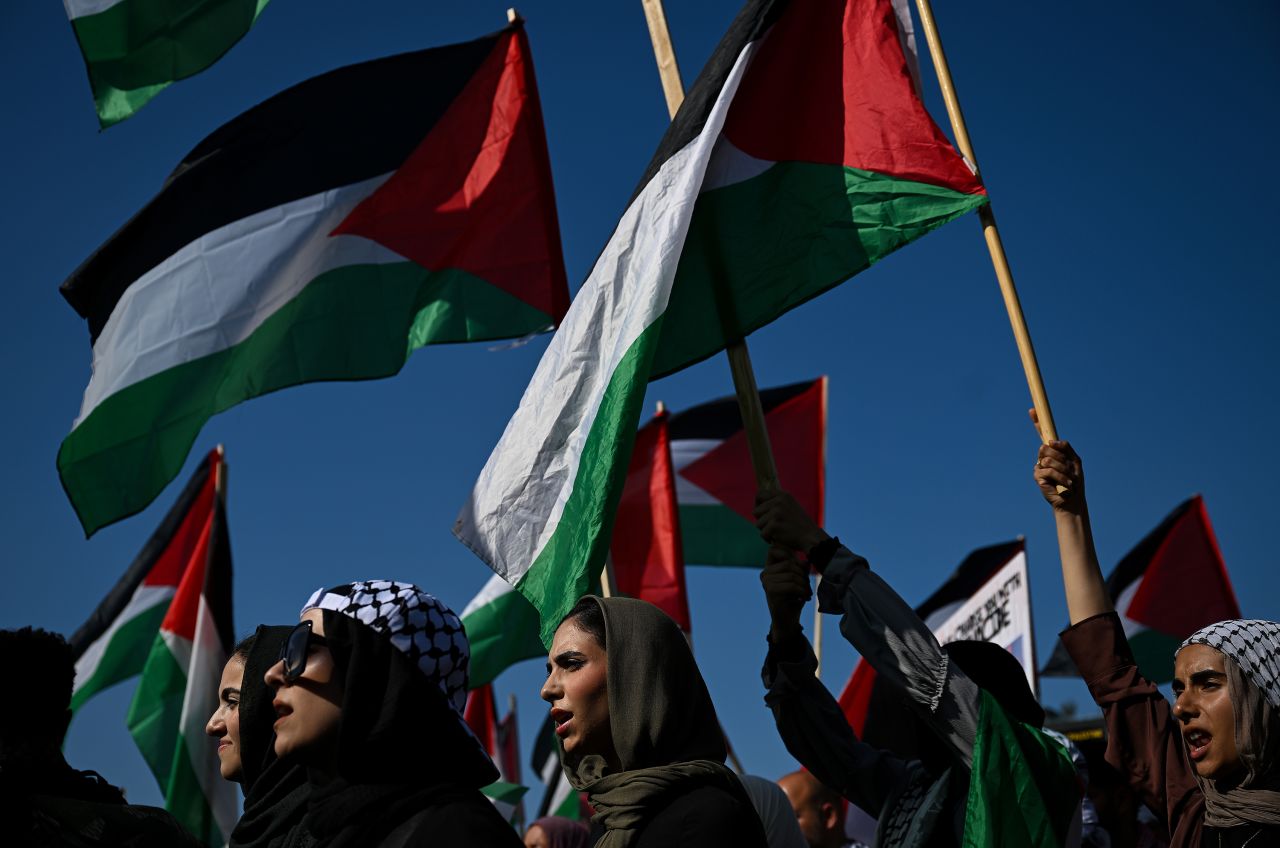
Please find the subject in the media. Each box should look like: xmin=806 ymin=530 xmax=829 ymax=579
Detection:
xmin=507 ymin=8 xmax=521 ymax=24
xmin=655 ymin=400 xmax=666 ymax=415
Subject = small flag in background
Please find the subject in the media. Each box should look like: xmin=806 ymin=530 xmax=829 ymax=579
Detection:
xmin=69 ymin=449 xmax=222 ymax=711
xmin=454 ymin=0 xmax=985 ymax=647
xmin=531 ymin=712 xmax=588 ymax=821
xmin=59 ymin=21 xmax=568 ymax=538
xmin=610 ymin=409 xmax=690 ymax=631
xmin=839 ymin=541 xmax=1025 ymax=760
xmin=1041 ymin=495 xmax=1239 ymax=683
xmin=467 ymin=686 xmax=527 ymax=827
xmin=68 ymin=447 xmax=236 ymax=846
xmin=669 ymin=378 xmax=825 ymax=568
xmin=65 ymin=0 xmax=272 ymax=128
xmin=461 ymin=574 xmax=546 ymax=689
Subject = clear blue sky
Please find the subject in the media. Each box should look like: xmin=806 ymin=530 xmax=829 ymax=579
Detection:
xmin=2 ymin=0 xmax=1277 ymax=816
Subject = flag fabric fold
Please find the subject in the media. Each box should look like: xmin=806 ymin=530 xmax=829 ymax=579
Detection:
xmin=1041 ymin=495 xmax=1239 ymax=683
xmin=610 ymin=410 xmax=691 ymax=631
xmin=455 ymin=0 xmax=984 ymax=646
xmin=66 ymin=0 xmax=272 ymax=128
xmin=59 ymin=21 xmax=568 ymax=537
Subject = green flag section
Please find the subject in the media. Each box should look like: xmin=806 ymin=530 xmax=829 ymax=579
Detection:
xmin=462 ymin=574 xmax=546 ymax=688
xmin=1041 ymin=495 xmax=1239 ymax=682
xmin=480 ymin=781 xmax=529 ymax=827
xmin=455 ymin=0 xmax=982 ymax=646
xmin=69 ymin=450 xmax=221 ymax=712
xmin=962 ymin=690 xmax=1079 ymax=848
xmin=59 ymin=22 xmax=569 ymax=538
xmin=66 ymin=0 xmax=271 ymax=128
xmin=669 ymin=378 xmax=825 ymax=567
xmin=124 ymin=449 xmax=236 ymax=846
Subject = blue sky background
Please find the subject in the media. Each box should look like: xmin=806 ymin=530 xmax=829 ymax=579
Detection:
xmin=2 ymin=0 xmax=1278 ymax=818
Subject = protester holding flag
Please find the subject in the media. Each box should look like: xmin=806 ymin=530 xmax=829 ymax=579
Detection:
xmin=262 ymin=580 xmax=521 ymax=847
xmin=1036 ymin=433 xmax=1280 ymax=846
xmin=1 ymin=626 xmax=201 ymax=847
xmin=203 ymin=625 xmax=310 ymax=848
xmin=541 ymin=596 xmax=767 ymax=847
xmin=756 ymin=489 xmax=1081 ymax=847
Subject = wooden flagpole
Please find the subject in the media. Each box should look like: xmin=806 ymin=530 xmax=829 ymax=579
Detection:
xmin=639 ymin=0 xmax=780 ymax=493
xmin=912 ymin=0 xmax=1065 ymax=469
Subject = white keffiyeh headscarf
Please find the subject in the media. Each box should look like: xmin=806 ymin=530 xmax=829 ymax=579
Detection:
xmin=1177 ymin=619 xmax=1280 ymax=827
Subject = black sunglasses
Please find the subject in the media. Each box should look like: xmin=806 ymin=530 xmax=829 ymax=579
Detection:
xmin=279 ymin=620 xmax=329 ymax=682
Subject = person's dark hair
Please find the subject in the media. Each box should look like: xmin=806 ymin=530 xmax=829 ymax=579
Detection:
xmin=559 ymin=596 xmax=606 ymax=649
xmin=945 ymin=640 xmax=1046 ymax=728
xmin=233 ymin=632 xmax=257 ymax=662
xmin=0 ymin=627 xmax=76 ymax=743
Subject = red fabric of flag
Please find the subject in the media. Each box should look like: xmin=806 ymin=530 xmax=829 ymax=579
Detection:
xmin=611 ymin=411 xmax=691 ymax=631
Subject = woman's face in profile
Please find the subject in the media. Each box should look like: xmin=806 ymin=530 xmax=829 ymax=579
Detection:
xmin=205 ymin=656 xmax=245 ymax=782
xmin=541 ymin=619 xmax=613 ymax=766
xmin=264 ymin=609 xmax=343 ymax=767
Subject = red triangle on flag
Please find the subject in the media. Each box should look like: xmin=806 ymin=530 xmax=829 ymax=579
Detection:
xmin=679 ymin=377 xmax=825 ymax=527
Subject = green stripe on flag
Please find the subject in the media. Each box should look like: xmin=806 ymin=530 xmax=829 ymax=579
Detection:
xmin=516 ymin=319 xmax=665 ymax=647
xmin=653 ymin=161 xmax=987 ymax=377
xmin=60 ymin=262 xmax=550 ymax=536
xmin=963 ymin=690 xmax=1078 ymax=848
xmin=70 ymin=599 xmax=170 ymax=711
xmin=70 ymin=0 xmax=272 ymax=127
xmin=464 ymin=588 xmax=545 ymax=688
xmin=678 ymin=503 xmax=766 ymax=567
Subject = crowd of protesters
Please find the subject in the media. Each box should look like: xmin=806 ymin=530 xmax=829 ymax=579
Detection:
xmin=5 ymin=424 xmax=1278 ymax=846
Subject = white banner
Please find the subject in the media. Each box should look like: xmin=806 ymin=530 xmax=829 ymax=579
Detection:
xmin=930 ymin=550 xmax=1036 ymax=694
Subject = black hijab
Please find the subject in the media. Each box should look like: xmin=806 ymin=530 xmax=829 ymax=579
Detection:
xmin=291 ymin=608 xmax=499 ymax=846
xmin=229 ymin=624 xmax=309 ymax=848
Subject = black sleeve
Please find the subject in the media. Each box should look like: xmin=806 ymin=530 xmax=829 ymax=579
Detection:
xmin=634 ymin=785 xmax=767 ymax=848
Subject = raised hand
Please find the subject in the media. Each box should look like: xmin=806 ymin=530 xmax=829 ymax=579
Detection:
xmin=1030 ymin=408 xmax=1085 ymax=514
xmin=754 ymin=488 xmax=828 ymax=552
xmin=760 ymin=544 xmax=811 ymax=639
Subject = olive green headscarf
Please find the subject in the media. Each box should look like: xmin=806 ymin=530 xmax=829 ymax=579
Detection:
xmin=564 ymin=596 xmax=744 ymax=847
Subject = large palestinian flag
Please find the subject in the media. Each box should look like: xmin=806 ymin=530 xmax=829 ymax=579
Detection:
xmin=66 ymin=0 xmax=271 ymax=128
xmin=1042 ymin=495 xmax=1239 ymax=683
xmin=455 ymin=0 xmax=984 ymax=645
xmin=669 ymin=378 xmax=825 ymax=567
xmin=60 ymin=22 xmax=568 ymax=537
xmin=462 ymin=573 xmax=546 ymax=689
xmin=69 ymin=449 xmax=222 ymax=712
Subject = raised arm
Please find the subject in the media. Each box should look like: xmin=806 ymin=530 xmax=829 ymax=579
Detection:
xmin=1030 ymin=409 xmax=1112 ymax=623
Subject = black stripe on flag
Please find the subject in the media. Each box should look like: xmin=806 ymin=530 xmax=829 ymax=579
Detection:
xmin=203 ymin=493 xmax=236 ymax=654
xmin=667 ymin=378 xmax=816 ymax=441
xmin=68 ymin=452 xmax=216 ymax=659
xmin=61 ymin=28 xmax=508 ymax=343
xmin=627 ymin=0 xmax=786 ymax=206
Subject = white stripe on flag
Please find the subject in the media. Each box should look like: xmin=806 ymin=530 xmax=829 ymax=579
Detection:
xmin=74 ymin=584 xmax=175 ymax=692
xmin=461 ymin=573 xmax=516 ymax=618
xmin=177 ymin=597 xmax=238 ymax=841
xmin=64 ymin=0 xmax=126 ymax=19
xmin=456 ymin=43 xmax=758 ymax=583
xmin=670 ymin=439 xmax=722 ymax=506
xmin=77 ymin=174 xmax=403 ymax=427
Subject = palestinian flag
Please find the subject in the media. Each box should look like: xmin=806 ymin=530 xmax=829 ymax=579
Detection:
xmin=66 ymin=0 xmax=271 ymax=128
xmin=455 ymin=0 xmax=983 ymax=645
xmin=1042 ymin=495 xmax=1239 ymax=683
xmin=462 ymin=573 xmax=546 ymax=689
xmin=125 ymin=449 xmax=237 ymax=845
xmin=531 ymin=712 xmax=588 ymax=821
xmin=69 ymin=449 xmax=221 ymax=712
xmin=962 ymin=690 xmax=1079 ymax=848
xmin=669 ymin=378 xmax=826 ymax=567
xmin=467 ymin=685 xmax=528 ymax=826
xmin=480 ymin=781 xmax=530 ymax=827
xmin=610 ymin=409 xmax=691 ymax=630
xmin=839 ymin=540 xmax=1023 ymax=760
xmin=60 ymin=21 xmax=568 ymax=537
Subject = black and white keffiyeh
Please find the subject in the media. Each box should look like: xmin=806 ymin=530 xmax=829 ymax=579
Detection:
xmin=1180 ymin=619 xmax=1280 ymax=710
xmin=302 ymin=580 xmax=471 ymax=715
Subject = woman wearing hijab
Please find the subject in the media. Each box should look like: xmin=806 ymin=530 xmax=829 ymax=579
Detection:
xmin=1035 ymin=430 xmax=1280 ymax=847
xmin=264 ymin=580 xmax=522 ymax=848
xmin=541 ymin=596 xmax=768 ymax=848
